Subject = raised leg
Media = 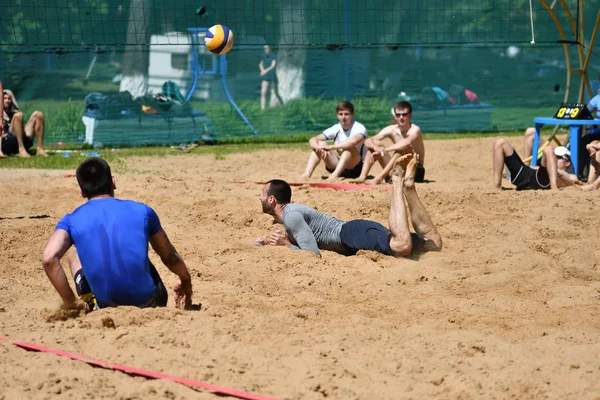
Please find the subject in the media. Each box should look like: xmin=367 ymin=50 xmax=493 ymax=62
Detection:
xmin=367 ymin=152 xmax=401 ymax=185
xmin=300 ymin=151 xmax=322 ymax=179
xmin=25 ymin=111 xmax=47 ymax=157
xmin=260 ymin=80 xmax=269 ymax=110
xmin=531 ymin=123 xmax=543 ymax=167
xmin=540 ymin=145 xmax=559 ymax=190
xmin=523 ymin=127 xmax=537 ymax=165
xmin=8 ymin=112 xmax=31 ymax=157
xmin=387 ymin=154 xmax=413 ymax=256
xmin=493 ymin=138 xmax=514 ymax=189
xmin=402 ymin=154 xmax=442 ymax=250
xmin=326 ymin=149 xmax=360 ymax=181
xmin=350 ymin=151 xmax=376 ymax=183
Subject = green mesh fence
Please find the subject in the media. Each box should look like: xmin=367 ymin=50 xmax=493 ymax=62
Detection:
xmin=0 ymin=1 xmax=598 ymax=146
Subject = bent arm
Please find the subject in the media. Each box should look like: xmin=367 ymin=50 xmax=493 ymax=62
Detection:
xmin=284 ymin=212 xmax=321 ymax=256
xmin=365 ymin=127 xmax=395 ymax=150
xmin=327 ymin=134 xmax=364 ymax=151
xmin=309 ymin=134 xmax=328 ymax=150
xmin=382 ymin=134 xmax=418 ymax=154
xmin=557 ymin=170 xmax=582 ymax=187
xmin=41 ymin=229 xmax=77 ymax=306
xmin=265 ymin=59 xmax=276 ymax=72
xmin=149 ymin=229 xmax=192 ymax=282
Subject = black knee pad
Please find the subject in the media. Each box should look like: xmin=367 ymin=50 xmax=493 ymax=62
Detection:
xmin=74 ymin=269 xmax=92 ymax=296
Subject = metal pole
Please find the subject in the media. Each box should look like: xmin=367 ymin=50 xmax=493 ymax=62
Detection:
xmin=344 ymin=0 xmax=351 ymax=102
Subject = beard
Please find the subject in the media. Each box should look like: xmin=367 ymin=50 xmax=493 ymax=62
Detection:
xmin=261 ymin=200 xmax=271 ymax=214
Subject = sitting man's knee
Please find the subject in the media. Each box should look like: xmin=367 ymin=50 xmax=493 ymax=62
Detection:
xmin=494 ymin=137 xmax=507 ymax=148
xmin=32 ymin=110 xmax=44 ymax=121
xmin=12 ymin=111 xmax=23 ymax=121
xmin=525 ymin=127 xmax=535 ymax=138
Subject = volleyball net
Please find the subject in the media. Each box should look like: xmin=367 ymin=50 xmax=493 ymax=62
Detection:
xmin=1 ymin=0 xmax=598 ymax=146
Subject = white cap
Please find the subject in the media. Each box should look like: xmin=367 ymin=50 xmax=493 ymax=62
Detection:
xmin=554 ymin=146 xmax=571 ymax=158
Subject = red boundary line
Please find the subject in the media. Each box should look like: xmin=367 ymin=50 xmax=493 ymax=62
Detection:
xmin=63 ymin=175 xmax=391 ymax=191
xmin=0 ymin=337 xmax=279 ymax=400
xmin=225 ymin=180 xmax=391 ymax=191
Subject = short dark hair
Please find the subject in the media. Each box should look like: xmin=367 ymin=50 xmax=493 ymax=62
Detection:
xmin=76 ymin=157 xmax=113 ymax=198
xmin=393 ymin=101 xmax=412 ymax=114
xmin=266 ymin=179 xmax=292 ymax=204
xmin=336 ymin=101 xmax=355 ymax=114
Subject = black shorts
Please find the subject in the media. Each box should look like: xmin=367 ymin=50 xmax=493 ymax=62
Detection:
xmin=74 ymin=262 xmax=168 ymax=310
xmin=326 ymin=161 xmax=363 ymax=179
xmin=339 ymin=220 xmax=426 ymax=256
xmin=504 ymin=151 xmax=550 ymax=190
xmin=1 ymin=133 xmax=33 ymax=155
xmin=415 ymin=163 xmax=425 ymax=183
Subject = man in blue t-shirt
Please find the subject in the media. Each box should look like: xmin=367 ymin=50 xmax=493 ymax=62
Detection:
xmin=42 ymin=157 xmax=193 ymax=311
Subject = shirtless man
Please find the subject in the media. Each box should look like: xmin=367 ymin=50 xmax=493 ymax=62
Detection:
xmin=259 ymin=153 xmax=442 ymax=257
xmin=351 ymin=101 xmax=425 ymax=185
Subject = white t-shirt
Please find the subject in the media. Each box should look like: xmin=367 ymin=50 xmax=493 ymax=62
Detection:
xmin=321 ymin=121 xmax=368 ymax=159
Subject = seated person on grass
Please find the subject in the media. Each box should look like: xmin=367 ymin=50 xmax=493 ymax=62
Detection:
xmin=0 ymin=88 xmax=48 ymax=158
xmin=300 ymin=101 xmax=367 ymax=182
xmin=351 ymin=101 xmax=425 ymax=185
xmin=493 ymin=137 xmax=580 ymax=190
xmin=259 ymin=153 xmax=442 ymax=258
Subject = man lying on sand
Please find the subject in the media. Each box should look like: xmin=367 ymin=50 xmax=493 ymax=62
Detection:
xmin=258 ymin=153 xmax=442 ymax=257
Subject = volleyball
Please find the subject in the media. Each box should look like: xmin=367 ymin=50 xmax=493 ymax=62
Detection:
xmin=204 ymin=24 xmax=234 ymax=55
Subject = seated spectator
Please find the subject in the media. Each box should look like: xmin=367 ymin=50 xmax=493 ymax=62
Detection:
xmin=0 ymin=88 xmax=48 ymax=158
xmin=493 ymin=137 xmax=580 ymax=190
xmin=300 ymin=101 xmax=367 ymax=181
xmin=351 ymin=101 xmax=425 ymax=185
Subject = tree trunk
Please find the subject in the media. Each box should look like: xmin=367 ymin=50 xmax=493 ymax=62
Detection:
xmin=119 ymin=0 xmax=152 ymax=98
xmin=276 ymin=0 xmax=307 ymax=103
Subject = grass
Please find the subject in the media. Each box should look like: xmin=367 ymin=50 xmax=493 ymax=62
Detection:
xmin=9 ymin=74 xmax=553 ymax=145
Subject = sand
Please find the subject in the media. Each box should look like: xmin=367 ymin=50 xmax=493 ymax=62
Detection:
xmin=1 ymin=136 xmax=600 ymax=400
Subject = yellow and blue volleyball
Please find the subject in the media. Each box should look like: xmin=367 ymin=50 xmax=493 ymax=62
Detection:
xmin=204 ymin=24 xmax=234 ymax=55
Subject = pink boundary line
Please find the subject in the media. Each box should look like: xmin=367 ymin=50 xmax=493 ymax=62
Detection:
xmin=63 ymin=174 xmax=391 ymax=191
xmin=0 ymin=337 xmax=279 ymax=400
xmin=227 ymin=180 xmax=392 ymax=191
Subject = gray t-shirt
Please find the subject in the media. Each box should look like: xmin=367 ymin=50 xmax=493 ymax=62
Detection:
xmin=282 ymin=203 xmax=347 ymax=256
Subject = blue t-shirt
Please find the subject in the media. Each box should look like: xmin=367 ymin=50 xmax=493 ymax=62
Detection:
xmin=56 ymin=197 xmax=162 ymax=308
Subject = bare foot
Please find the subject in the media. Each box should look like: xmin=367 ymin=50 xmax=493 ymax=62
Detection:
xmin=0 ymin=153 xmax=6 ymax=159
xmin=403 ymin=153 xmax=419 ymax=188
xmin=389 ymin=153 xmax=413 ymax=182
xmin=365 ymin=177 xmax=383 ymax=185
xmin=349 ymin=177 xmax=367 ymax=184
xmin=36 ymin=149 xmax=49 ymax=157
xmin=578 ymin=184 xmax=596 ymax=191
xmin=18 ymin=150 xmax=31 ymax=158
xmin=299 ymin=174 xmax=310 ymax=181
